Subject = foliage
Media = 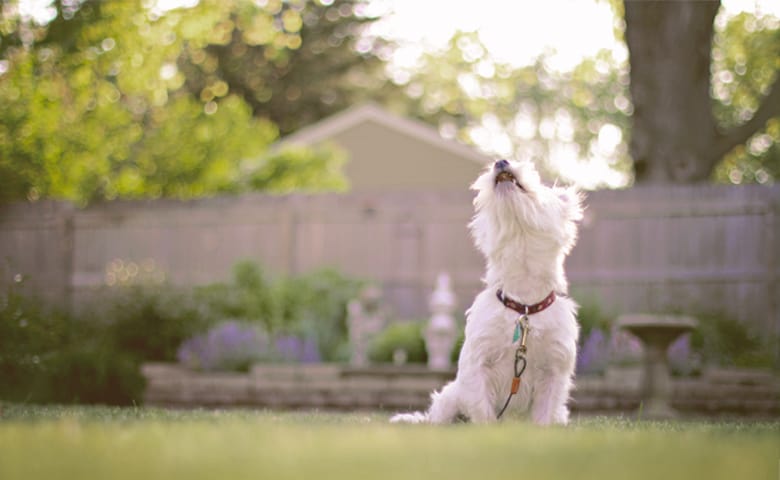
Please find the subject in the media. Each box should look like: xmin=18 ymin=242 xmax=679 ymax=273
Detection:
xmin=0 ymin=0 xmax=353 ymax=204
xmin=177 ymin=321 xmax=272 ymax=372
xmin=176 ymin=322 xmax=321 ymax=372
xmin=34 ymin=336 xmax=145 ymax=405
xmin=274 ymin=335 xmax=321 ymax=363
xmin=0 ymin=278 xmax=214 ymax=404
xmin=391 ymin=31 xmax=632 ymax=188
xmin=0 ymin=407 xmax=778 ymax=480
xmin=0 ymin=279 xmax=69 ymax=401
xmin=573 ymin=294 xmax=612 ymax=340
xmin=392 ymin=7 xmax=778 ymax=186
xmin=100 ymin=285 xmax=214 ymax=363
xmin=273 ymin=268 xmax=363 ymax=362
xmin=1 ymin=258 xmax=362 ymax=402
xmin=368 ymin=321 xmax=428 ymax=364
xmin=711 ymin=12 xmax=780 ymax=185
xmin=576 ymin=328 xmax=610 ymax=375
xmin=195 ymin=261 xmax=279 ymax=331
xmin=690 ymin=313 xmax=777 ymax=369
xmin=617 ymin=1 xmax=779 ymax=183
xmin=195 ymin=261 xmax=363 ymax=362
xmin=246 ymin=144 xmax=349 ymax=193
xmin=177 ymin=0 xmax=395 ymax=135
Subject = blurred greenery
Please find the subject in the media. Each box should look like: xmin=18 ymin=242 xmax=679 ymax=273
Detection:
xmin=0 ymin=260 xmax=363 ymax=404
xmin=0 ymin=406 xmax=778 ymax=480
xmin=368 ymin=320 xmax=428 ymax=364
xmin=711 ymin=12 xmax=780 ymax=184
xmin=390 ymin=6 xmax=778 ymax=186
xmin=0 ymin=279 xmax=212 ymax=404
xmin=691 ymin=312 xmax=778 ymax=370
xmin=391 ymin=31 xmax=632 ymax=187
xmin=0 ymin=1 xmax=776 ymax=200
xmin=573 ymin=293 xmax=612 ymax=340
xmin=0 ymin=0 xmax=364 ymax=204
xmin=196 ymin=260 xmax=364 ymax=361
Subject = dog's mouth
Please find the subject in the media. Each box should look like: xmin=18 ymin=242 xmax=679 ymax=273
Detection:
xmin=494 ymin=171 xmax=526 ymax=192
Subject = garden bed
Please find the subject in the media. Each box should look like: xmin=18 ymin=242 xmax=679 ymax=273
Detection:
xmin=142 ymin=363 xmax=780 ymax=418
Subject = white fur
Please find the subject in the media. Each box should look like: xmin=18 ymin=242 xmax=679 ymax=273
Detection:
xmin=391 ymin=160 xmax=583 ymax=425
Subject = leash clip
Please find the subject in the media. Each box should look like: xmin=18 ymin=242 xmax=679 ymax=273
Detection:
xmin=514 ymin=314 xmax=530 ymax=349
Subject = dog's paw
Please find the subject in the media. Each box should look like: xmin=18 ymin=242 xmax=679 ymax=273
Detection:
xmin=389 ymin=412 xmax=428 ymax=424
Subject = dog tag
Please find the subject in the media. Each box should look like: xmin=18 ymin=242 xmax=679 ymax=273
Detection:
xmin=513 ymin=315 xmax=529 ymax=344
xmin=512 ymin=321 xmax=522 ymax=343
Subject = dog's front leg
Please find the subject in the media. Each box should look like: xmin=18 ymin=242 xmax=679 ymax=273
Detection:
xmin=460 ymin=367 xmax=500 ymax=423
xmin=530 ymin=371 xmax=572 ymax=425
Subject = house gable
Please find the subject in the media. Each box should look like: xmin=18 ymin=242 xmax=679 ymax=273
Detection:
xmin=278 ymin=104 xmax=492 ymax=191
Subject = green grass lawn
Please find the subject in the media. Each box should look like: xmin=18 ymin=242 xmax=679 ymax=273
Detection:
xmin=0 ymin=405 xmax=778 ymax=480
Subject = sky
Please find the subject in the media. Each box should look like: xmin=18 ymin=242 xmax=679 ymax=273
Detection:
xmin=370 ymin=0 xmax=780 ymax=70
xmin=369 ymin=0 xmax=619 ymax=72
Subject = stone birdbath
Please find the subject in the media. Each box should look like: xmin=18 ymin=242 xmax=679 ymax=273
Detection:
xmin=617 ymin=314 xmax=698 ymax=419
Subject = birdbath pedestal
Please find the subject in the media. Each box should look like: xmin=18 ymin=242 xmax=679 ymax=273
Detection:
xmin=617 ymin=314 xmax=698 ymax=419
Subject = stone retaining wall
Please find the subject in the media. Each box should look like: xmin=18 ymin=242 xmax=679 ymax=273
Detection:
xmin=142 ymin=363 xmax=780 ymax=418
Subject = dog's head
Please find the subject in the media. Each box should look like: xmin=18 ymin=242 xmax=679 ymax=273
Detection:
xmin=469 ymin=159 xmax=583 ymax=259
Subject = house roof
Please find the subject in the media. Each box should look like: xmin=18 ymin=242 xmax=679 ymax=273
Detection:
xmin=277 ymin=103 xmax=493 ymax=166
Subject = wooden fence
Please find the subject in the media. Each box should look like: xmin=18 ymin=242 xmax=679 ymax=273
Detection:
xmin=1 ymin=185 xmax=778 ymax=338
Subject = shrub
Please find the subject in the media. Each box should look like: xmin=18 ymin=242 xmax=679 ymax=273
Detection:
xmin=195 ymin=262 xmax=363 ymax=362
xmin=102 ymin=285 xmax=215 ymax=363
xmin=178 ymin=321 xmax=272 ymax=372
xmin=36 ymin=339 xmax=144 ymax=405
xmin=275 ymin=268 xmax=363 ymax=362
xmin=368 ymin=321 xmax=428 ymax=364
xmin=576 ymin=328 xmax=610 ymax=375
xmin=194 ymin=261 xmax=278 ymax=331
xmin=0 ymin=279 xmax=69 ymax=401
xmin=572 ymin=294 xmax=612 ymax=340
xmin=691 ymin=313 xmax=776 ymax=370
xmin=274 ymin=335 xmax=320 ymax=363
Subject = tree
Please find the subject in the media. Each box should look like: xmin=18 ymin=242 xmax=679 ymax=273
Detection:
xmin=0 ymin=0 xmax=351 ymax=204
xmin=177 ymin=0 xmax=395 ymax=135
xmin=622 ymin=0 xmax=780 ymax=183
xmin=391 ymin=31 xmax=632 ymax=188
xmin=390 ymin=6 xmax=778 ymax=187
xmin=710 ymin=12 xmax=780 ymax=184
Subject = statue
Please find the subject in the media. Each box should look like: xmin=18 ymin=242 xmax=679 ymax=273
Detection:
xmin=347 ymin=285 xmax=385 ymax=367
xmin=424 ymin=273 xmax=458 ymax=370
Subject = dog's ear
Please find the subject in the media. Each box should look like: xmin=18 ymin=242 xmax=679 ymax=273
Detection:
xmin=555 ymin=187 xmax=584 ymax=222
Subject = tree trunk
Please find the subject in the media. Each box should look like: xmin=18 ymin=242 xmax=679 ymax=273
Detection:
xmin=624 ymin=0 xmax=721 ymax=183
xmin=624 ymin=0 xmax=780 ymax=183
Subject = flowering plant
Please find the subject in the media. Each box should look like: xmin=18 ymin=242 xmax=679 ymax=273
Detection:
xmin=177 ymin=321 xmax=271 ymax=372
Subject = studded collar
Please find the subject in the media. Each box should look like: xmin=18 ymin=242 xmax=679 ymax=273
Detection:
xmin=496 ymin=289 xmax=556 ymax=316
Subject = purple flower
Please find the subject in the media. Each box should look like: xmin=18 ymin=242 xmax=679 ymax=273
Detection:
xmin=275 ymin=335 xmax=321 ymax=363
xmin=668 ymin=333 xmax=699 ymax=376
xmin=577 ymin=328 xmax=609 ymax=374
xmin=178 ymin=321 xmax=270 ymax=371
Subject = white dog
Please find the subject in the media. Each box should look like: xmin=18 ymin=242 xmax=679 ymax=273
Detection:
xmin=391 ymin=159 xmax=583 ymax=425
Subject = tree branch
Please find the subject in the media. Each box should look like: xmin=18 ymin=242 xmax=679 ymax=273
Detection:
xmin=710 ymin=74 xmax=780 ymax=162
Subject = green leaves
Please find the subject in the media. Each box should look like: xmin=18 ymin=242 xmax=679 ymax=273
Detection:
xmin=711 ymin=12 xmax=780 ymax=184
xmin=0 ymin=0 xmax=350 ymax=205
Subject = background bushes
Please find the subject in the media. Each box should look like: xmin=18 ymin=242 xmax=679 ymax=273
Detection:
xmin=2 ymin=266 xmax=777 ymax=406
xmin=0 ymin=261 xmax=363 ymax=405
xmin=195 ymin=261 xmax=363 ymax=362
xmin=368 ymin=321 xmax=428 ymax=364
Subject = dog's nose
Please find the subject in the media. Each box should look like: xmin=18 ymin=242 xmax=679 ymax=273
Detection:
xmin=494 ymin=159 xmax=510 ymax=171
